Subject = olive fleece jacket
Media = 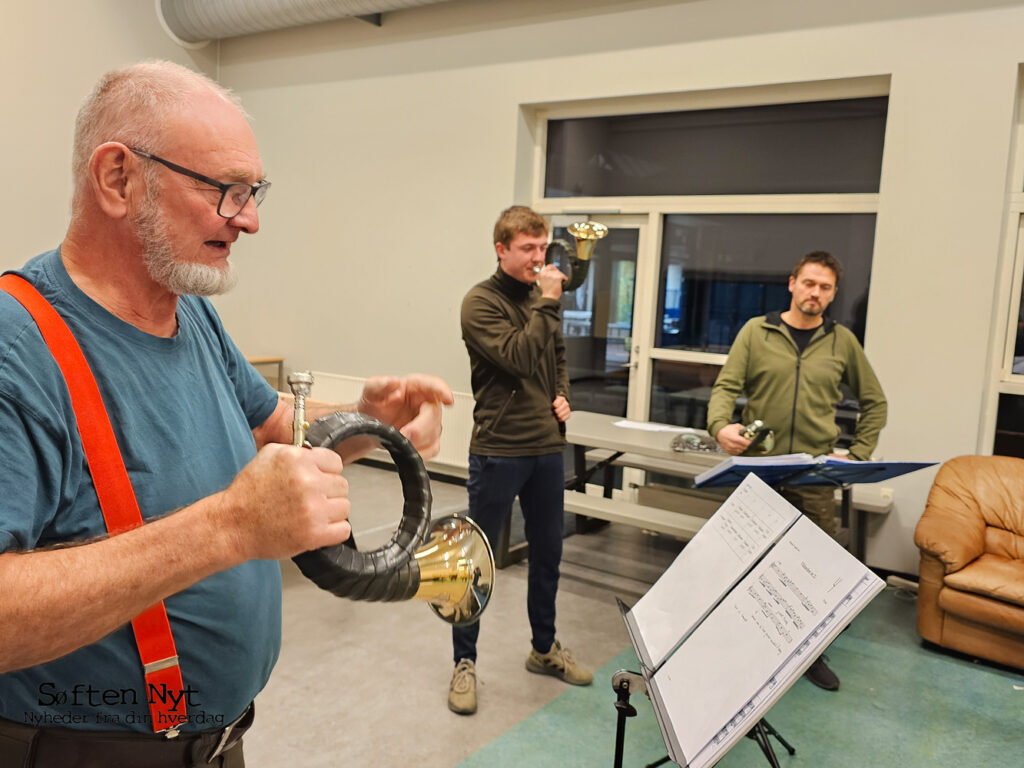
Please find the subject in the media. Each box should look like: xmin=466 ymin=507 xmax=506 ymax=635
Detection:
xmin=461 ymin=268 xmax=569 ymax=456
xmin=706 ymin=312 xmax=887 ymax=461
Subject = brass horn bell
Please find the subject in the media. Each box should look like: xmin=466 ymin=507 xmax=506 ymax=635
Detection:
xmin=412 ymin=514 xmax=495 ymax=625
xmin=287 ymin=373 xmax=495 ymax=626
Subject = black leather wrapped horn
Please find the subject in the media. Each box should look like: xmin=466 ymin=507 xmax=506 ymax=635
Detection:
xmin=546 ymin=220 xmax=608 ymax=292
xmin=291 ymin=411 xmax=431 ymax=602
xmin=546 ymin=238 xmax=590 ymax=292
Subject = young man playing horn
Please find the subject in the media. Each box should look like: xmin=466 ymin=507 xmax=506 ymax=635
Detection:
xmin=0 ymin=60 xmax=451 ymax=767
xmin=449 ymin=205 xmax=593 ymax=716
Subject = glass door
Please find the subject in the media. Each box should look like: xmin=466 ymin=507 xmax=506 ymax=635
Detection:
xmin=549 ymin=215 xmax=648 ymax=419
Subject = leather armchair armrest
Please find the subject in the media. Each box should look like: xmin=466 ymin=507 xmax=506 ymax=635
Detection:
xmin=916 ymin=552 xmax=946 ymax=644
xmin=914 ymin=458 xmax=989 ymax=571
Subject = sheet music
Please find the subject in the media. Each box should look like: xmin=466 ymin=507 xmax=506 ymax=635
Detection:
xmin=612 ymin=419 xmax=696 ymax=433
xmin=693 ymin=454 xmax=814 ymax=486
xmin=685 ymin=573 xmax=883 ymax=768
xmin=647 ymin=515 xmax=880 ymax=765
xmin=625 ymin=474 xmax=800 ymax=671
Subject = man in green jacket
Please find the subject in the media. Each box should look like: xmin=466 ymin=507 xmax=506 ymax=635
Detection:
xmin=447 ymin=206 xmax=593 ymax=716
xmin=706 ymin=250 xmax=887 ymax=690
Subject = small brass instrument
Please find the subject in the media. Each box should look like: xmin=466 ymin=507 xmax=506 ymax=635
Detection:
xmin=546 ymin=219 xmax=609 ymax=291
xmin=286 ymin=372 xmax=495 ymax=626
xmin=740 ymin=419 xmax=775 ymax=453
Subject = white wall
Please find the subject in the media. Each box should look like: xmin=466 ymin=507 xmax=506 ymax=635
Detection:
xmin=209 ymin=0 xmax=1024 ymax=573
xmin=0 ymin=2 xmax=216 ymax=264
xmin=4 ymin=0 xmax=1023 ymax=573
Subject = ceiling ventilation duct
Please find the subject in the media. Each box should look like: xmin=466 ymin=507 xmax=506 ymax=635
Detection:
xmin=156 ymin=0 xmax=455 ymax=47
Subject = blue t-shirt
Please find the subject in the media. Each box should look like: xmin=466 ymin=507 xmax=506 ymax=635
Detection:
xmin=0 ymin=249 xmax=282 ymax=733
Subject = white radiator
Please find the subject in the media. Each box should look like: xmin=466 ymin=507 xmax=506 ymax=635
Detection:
xmin=311 ymin=371 xmax=472 ymax=476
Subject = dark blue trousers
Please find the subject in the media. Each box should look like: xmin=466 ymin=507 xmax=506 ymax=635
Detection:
xmin=452 ymin=452 xmax=565 ymax=663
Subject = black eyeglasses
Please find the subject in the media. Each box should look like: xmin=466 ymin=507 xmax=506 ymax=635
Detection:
xmin=128 ymin=147 xmax=270 ymax=219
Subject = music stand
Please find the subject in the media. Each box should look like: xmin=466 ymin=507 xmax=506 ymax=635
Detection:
xmin=694 ymin=456 xmax=936 ymax=560
xmin=610 ymin=670 xmax=794 ymax=768
xmin=611 ymin=474 xmax=886 ymax=768
xmin=744 ymin=720 xmax=795 ymax=768
xmin=694 ymin=456 xmax=934 ymax=491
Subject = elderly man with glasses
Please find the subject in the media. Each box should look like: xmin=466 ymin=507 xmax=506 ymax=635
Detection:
xmin=0 ymin=60 xmax=452 ymax=767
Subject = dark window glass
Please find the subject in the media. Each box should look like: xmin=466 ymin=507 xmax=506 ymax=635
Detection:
xmin=657 ymin=213 xmax=876 ymax=353
xmin=545 ymin=97 xmax=887 ymax=197
xmin=558 ymin=226 xmax=638 ymax=418
xmin=649 ymin=360 xmax=724 ymax=431
xmin=995 ymin=394 xmax=1024 ymax=458
xmin=1013 ymin=282 xmax=1024 ymax=373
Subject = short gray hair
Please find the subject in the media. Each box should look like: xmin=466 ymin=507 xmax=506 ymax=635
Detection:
xmin=71 ymin=60 xmax=244 ymax=213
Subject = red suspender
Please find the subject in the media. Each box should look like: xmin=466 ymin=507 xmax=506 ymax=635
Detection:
xmin=0 ymin=273 xmax=188 ymax=735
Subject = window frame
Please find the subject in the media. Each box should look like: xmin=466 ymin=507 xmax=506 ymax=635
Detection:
xmin=982 ymin=67 xmax=1024 ymax=454
xmin=523 ymin=76 xmax=889 ymax=428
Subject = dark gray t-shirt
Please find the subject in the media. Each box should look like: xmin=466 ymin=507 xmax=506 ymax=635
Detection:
xmin=782 ymin=319 xmax=817 ymax=355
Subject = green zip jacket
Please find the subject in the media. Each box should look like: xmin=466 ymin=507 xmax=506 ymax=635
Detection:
xmin=706 ymin=312 xmax=887 ymax=461
xmin=461 ymin=268 xmax=569 ymax=456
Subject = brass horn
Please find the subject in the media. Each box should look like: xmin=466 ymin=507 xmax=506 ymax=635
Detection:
xmin=545 ymin=219 xmax=609 ymax=291
xmin=287 ymin=372 xmax=495 ymax=626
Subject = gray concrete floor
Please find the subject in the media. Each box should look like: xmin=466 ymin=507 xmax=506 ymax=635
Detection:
xmin=242 ymin=462 xmax=682 ymax=767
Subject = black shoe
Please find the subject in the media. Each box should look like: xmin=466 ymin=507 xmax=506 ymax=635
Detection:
xmin=804 ymin=656 xmax=839 ymax=691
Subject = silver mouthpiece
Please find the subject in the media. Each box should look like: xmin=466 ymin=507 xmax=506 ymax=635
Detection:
xmin=532 ymin=265 xmax=543 ymax=274
xmin=287 ymin=371 xmax=314 ymax=447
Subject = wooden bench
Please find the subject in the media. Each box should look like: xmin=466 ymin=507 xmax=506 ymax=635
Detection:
xmin=494 ymin=489 xmax=711 ymax=570
xmin=563 ymin=490 xmax=708 ymax=540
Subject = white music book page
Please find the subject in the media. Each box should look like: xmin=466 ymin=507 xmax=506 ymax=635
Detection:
xmin=623 ymin=474 xmax=800 ymax=672
xmin=646 ymin=514 xmax=883 ymax=767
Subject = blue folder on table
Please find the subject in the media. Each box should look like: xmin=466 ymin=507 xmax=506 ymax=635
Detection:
xmin=694 ymin=453 xmax=935 ymax=488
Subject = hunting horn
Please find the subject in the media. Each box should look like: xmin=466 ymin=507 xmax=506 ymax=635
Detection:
xmin=287 ymin=372 xmax=495 ymax=626
xmin=542 ymin=220 xmax=609 ymax=291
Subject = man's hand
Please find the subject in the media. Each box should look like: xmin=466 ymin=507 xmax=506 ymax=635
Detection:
xmin=220 ymin=444 xmax=351 ymax=560
xmin=552 ymin=395 xmax=571 ymax=423
xmin=358 ymin=374 xmax=455 ymax=459
xmin=537 ymin=265 xmax=568 ymax=300
xmin=715 ymin=422 xmax=752 ymax=455
xmin=0 ymin=443 xmax=352 ymax=673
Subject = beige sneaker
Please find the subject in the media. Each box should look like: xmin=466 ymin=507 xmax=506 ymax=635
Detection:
xmin=525 ymin=640 xmax=593 ymax=685
xmin=448 ymin=659 xmax=477 ymax=714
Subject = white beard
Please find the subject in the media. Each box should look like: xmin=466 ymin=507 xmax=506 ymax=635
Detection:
xmin=133 ymin=194 xmax=237 ymax=297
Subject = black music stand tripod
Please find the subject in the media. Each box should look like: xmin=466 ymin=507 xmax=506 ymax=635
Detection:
xmin=612 ymin=670 xmax=668 ymax=768
xmin=611 ymin=670 xmax=795 ymax=768
xmin=745 ymin=719 xmax=795 ymax=768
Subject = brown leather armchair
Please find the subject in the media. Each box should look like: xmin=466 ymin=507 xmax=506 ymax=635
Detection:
xmin=914 ymin=455 xmax=1024 ymax=670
